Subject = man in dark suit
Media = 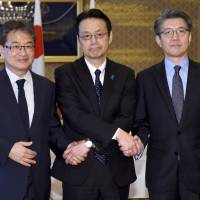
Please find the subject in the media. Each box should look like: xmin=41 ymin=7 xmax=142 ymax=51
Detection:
xmin=52 ymin=9 xmax=141 ymax=200
xmin=133 ymin=9 xmax=200 ymax=200
xmin=0 ymin=20 xmax=77 ymax=200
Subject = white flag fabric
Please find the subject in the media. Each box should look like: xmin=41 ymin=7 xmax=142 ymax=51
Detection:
xmin=89 ymin=0 xmax=96 ymax=9
xmin=32 ymin=0 xmax=45 ymax=76
xmin=33 ymin=1 xmax=62 ymax=199
xmin=129 ymin=148 xmax=149 ymax=198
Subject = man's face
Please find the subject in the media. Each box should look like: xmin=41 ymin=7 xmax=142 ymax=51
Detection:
xmin=0 ymin=30 xmax=35 ymax=76
xmin=78 ymin=18 xmax=112 ymax=63
xmin=155 ymin=18 xmax=191 ymax=60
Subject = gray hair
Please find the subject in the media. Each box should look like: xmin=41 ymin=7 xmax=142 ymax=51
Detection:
xmin=154 ymin=9 xmax=192 ymax=35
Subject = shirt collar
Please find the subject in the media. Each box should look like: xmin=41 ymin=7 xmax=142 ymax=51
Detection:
xmin=164 ymin=56 xmax=189 ymax=73
xmin=5 ymin=67 xmax=32 ymax=86
xmin=84 ymin=58 xmax=107 ymax=75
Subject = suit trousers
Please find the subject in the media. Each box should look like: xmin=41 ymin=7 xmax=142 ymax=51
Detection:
xmin=63 ymin=155 xmax=129 ymax=200
xmin=23 ymin=169 xmax=35 ymax=200
xmin=149 ymin=161 xmax=200 ymax=200
xmin=149 ymin=182 xmax=200 ymax=200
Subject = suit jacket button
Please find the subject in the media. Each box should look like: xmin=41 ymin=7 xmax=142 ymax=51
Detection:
xmin=174 ymin=152 xmax=180 ymax=160
xmin=177 ymin=131 xmax=181 ymax=135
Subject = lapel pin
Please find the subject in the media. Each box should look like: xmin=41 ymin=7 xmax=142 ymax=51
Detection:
xmin=110 ymin=74 xmax=115 ymax=80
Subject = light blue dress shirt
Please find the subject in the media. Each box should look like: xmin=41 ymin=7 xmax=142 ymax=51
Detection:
xmin=164 ymin=57 xmax=189 ymax=98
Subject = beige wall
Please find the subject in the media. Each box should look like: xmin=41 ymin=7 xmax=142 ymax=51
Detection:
xmin=1 ymin=0 xmax=200 ymax=81
xmin=86 ymin=0 xmax=200 ymax=73
xmin=49 ymin=0 xmax=200 ymax=80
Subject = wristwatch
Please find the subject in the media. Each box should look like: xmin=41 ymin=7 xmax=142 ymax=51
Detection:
xmin=85 ymin=140 xmax=93 ymax=148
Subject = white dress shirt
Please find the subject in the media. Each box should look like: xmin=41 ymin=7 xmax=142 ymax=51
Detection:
xmin=84 ymin=58 xmax=106 ymax=85
xmin=6 ymin=67 xmax=35 ymax=127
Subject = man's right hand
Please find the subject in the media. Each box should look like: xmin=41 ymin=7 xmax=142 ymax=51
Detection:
xmin=8 ymin=141 xmax=37 ymax=167
xmin=116 ymin=128 xmax=144 ymax=157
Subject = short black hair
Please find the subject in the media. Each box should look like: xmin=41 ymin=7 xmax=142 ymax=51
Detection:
xmin=0 ymin=20 xmax=35 ymax=46
xmin=76 ymin=9 xmax=112 ymax=36
xmin=154 ymin=9 xmax=192 ymax=35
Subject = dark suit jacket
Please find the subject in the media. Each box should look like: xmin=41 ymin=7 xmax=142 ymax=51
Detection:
xmin=52 ymin=57 xmax=136 ymax=186
xmin=133 ymin=59 xmax=200 ymax=193
xmin=0 ymin=69 xmax=69 ymax=200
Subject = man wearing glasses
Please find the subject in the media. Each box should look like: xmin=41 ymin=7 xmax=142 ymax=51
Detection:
xmin=52 ymin=8 xmax=142 ymax=200
xmin=0 ymin=20 xmax=73 ymax=200
xmin=133 ymin=9 xmax=200 ymax=200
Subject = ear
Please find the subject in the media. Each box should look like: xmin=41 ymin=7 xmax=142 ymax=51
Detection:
xmin=188 ymin=32 xmax=192 ymax=45
xmin=108 ymin=31 xmax=113 ymax=45
xmin=0 ymin=45 xmax=4 ymax=58
xmin=77 ymin=36 xmax=83 ymax=48
xmin=155 ymin=35 xmax=162 ymax=48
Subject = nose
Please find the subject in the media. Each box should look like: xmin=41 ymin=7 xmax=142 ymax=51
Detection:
xmin=19 ymin=46 xmax=28 ymax=55
xmin=90 ymin=35 xmax=98 ymax=43
xmin=171 ymin=31 xmax=178 ymax=39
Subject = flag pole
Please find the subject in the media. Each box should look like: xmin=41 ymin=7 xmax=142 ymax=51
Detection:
xmin=89 ymin=0 xmax=96 ymax=9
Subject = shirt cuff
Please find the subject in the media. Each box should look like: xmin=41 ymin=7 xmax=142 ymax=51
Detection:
xmin=112 ymin=128 xmax=120 ymax=140
xmin=134 ymin=147 xmax=144 ymax=160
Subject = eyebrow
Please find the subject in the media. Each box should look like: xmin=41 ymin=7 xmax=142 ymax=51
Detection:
xmin=7 ymin=41 xmax=34 ymax=45
xmin=162 ymin=26 xmax=188 ymax=30
xmin=80 ymin=28 xmax=104 ymax=34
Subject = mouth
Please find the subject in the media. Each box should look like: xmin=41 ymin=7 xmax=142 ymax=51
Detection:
xmin=16 ymin=58 xmax=30 ymax=63
xmin=170 ymin=44 xmax=181 ymax=47
xmin=89 ymin=46 xmax=102 ymax=53
xmin=90 ymin=46 xmax=100 ymax=50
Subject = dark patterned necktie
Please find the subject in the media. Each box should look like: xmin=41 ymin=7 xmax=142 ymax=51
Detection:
xmin=16 ymin=79 xmax=29 ymax=130
xmin=95 ymin=69 xmax=103 ymax=104
xmin=172 ymin=65 xmax=184 ymax=123
xmin=17 ymin=80 xmax=34 ymax=199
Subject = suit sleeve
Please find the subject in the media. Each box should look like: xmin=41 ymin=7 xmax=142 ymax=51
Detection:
xmin=132 ymin=72 xmax=150 ymax=147
xmin=0 ymin=139 xmax=13 ymax=167
xmin=55 ymin=67 xmax=135 ymax=147
xmin=48 ymin=83 xmax=71 ymax=158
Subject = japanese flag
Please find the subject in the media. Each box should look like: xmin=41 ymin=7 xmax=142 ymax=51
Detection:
xmin=32 ymin=0 xmax=45 ymax=76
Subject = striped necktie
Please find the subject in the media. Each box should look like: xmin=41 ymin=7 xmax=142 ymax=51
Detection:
xmin=172 ymin=65 xmax=184 ymax=123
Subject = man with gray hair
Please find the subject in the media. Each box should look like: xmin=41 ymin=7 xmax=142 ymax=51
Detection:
xmin=133 ymin=9 xmax=200 ymax=200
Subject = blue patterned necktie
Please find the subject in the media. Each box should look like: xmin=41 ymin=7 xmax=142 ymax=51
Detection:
xmin=95 ymin=69 xmax=103 ymax=104
xmin=16 ymin=79 xmax=29 ymax=130
xmin=172 ymin=65 xmax=184 ymax=123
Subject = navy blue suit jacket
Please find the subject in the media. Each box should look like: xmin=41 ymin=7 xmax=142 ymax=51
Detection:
xmin=0 ymin=69 xmax=69 ymax=200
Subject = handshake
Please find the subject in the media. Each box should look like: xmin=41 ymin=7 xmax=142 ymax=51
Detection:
xmin=115 ymin=128 xmax=144 ymax=157
xmin=63 ymin=128 xmax=144 ymax=166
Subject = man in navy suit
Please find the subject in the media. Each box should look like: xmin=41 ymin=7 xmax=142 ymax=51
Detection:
xmin=0 ymin=20 xmax=82 ymax=200
xmin=133 ymin=9 xmax=200 ymax=200
xmin=52 ymin=9 xmax=143 ymax=200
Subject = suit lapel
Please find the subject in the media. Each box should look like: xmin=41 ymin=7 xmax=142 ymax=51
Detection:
xmin=180 ymin=60 xmax=198 ymax=125
xmin=0 ymin=69 xmax=25 ymax=132
xmin=101 ymin=59 xmax=117 ymax=115
xmin=74 ymin=58 xmax=100 ymax=114
xmin=29 ymin=73 xmax=43 ymax=131
xmin=154 ymin=62 xmax=177 ymax=122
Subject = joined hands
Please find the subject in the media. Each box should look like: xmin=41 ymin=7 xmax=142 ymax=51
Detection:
xmin=116 ymin=129 xmax=144 ymax=157
xmin=63 ymin=140 xmax=90 ymax=165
